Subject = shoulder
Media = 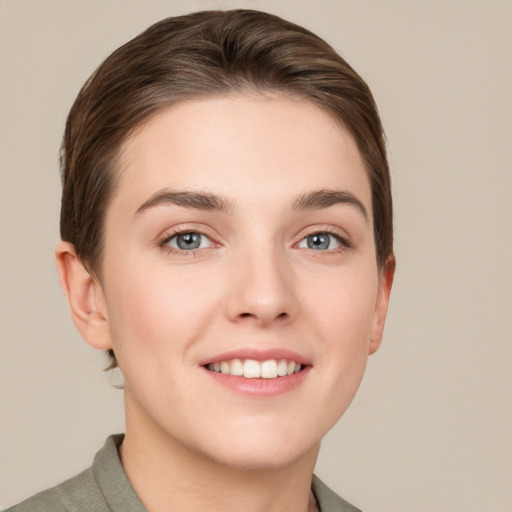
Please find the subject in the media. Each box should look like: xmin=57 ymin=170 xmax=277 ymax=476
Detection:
xmin=5 ymin=466 xmax=109 ymax=512
xmin=6 ymin=435 xmax=145 ymax=512
xmin=5 ymin=435 xmax=130 ymax=512
xmin=312 ymin=474 xmax=363 ymax=512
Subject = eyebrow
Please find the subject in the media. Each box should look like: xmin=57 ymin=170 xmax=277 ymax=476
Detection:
xmin=291 ymin=189 xmax=368 ymax=221
xmin=134 ymin=187 xmax=368 ymax=221
xmin=135 ymin=190 xmax=234 ymax=217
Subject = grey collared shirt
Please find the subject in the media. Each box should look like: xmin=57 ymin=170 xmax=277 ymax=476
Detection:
xmin=7 ymin=435 xmax=362 ymax=512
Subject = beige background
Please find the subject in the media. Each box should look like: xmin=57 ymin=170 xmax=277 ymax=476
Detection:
xmin=1 ymin=0 xmax=511 ymax=510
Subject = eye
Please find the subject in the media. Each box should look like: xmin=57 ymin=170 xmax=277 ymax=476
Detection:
xmin=164 ymin=231 xmax=212 ymax=251
xmin=297 ymin=232 xmax=343 ymax=251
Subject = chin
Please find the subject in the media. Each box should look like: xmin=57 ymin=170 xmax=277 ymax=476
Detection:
xmin=206 ymin=441 xmax=318 ymax=471
xmin=191 ymin=421 xmax=321 ymax=471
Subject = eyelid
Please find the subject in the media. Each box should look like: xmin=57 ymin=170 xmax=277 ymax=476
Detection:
xmin=297 ymin=225 xmax=352 ymax=246
xmin=165 ymin=231 xmax=212 ymax=249
xmin=160 ymin=228 xmax=204 ymax=244
xmin=157 ymin=224 xmax=221 ymax=255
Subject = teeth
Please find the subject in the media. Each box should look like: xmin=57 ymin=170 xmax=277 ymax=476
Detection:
xmin=243 ymin=359 xmax=261 ymax=378
xmin=207 ymin=359 xmax=303 ymax=379
xmin=230 ymin=358 xmax=243 ymax=376
xmin=261 ymin=360 xmax=277 ymax=379
xmin=277 ymin=359 xmax=288 ymax=376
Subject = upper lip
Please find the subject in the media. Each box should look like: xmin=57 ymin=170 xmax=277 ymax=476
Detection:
xmin=198 ymin=348 xmax=311 ymax=366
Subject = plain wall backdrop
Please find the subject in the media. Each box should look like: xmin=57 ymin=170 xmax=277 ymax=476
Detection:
xmin=1 ymin=1 xmax=511 ymax=510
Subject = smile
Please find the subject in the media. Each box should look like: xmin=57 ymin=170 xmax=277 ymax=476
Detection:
xmin=206 ymin=359 xmax=302 ymax=379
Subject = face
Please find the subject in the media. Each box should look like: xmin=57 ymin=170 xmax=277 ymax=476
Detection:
xmin=96 ymin=95 xmax=392 ymax=469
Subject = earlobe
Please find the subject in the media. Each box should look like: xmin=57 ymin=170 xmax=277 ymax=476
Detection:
xmin=55 ymin=241 xmax=112 ymax=351
xmin=369 ymin=255 xmax=395 ymax=355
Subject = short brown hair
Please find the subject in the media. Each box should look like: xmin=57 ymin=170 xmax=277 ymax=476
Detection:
xmin=60 ymin=9 xmax=393 ymax=368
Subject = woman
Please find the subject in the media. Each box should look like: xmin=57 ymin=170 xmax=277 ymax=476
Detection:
xmin=8 ymin=9 xmax=394 ymax=512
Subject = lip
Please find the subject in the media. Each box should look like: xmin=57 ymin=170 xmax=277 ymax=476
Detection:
xmin=198 ymin=348 xmax=312 ymax=397
xmin=198 ymin=348 xmax=312 ymax=366
xmin=201 ymin=365 xmax=311 ymax=397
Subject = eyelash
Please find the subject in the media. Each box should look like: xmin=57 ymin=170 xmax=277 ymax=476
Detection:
xmin=159 ymin=229 xmax=215 ymax=256
xmin=158 ymin=228 xmax=352 ymax=256
xmin=297 ymin=229 xmax=352 ymax=253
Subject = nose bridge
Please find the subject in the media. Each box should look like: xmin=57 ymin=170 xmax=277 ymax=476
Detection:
xmin=226 ymin=239 xmax=297 ymax=326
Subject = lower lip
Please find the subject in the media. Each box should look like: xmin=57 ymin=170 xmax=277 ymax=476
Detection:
xmin=201 ymin=366 xmax=311 ymax=397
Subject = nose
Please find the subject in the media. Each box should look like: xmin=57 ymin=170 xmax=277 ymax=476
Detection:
xmin=225 ymin=245 xmax=298 ymax=327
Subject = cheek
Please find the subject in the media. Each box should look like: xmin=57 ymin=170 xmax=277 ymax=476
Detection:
xmin=299 ymin=264 xmax=378 ymax=406
xmin=103 ymin=262 xmax=221 ymax=366
xmin=103 ymin=266 xmax=218 ymax=415
xmin=303 ymin=263 xmax=378 ymax=345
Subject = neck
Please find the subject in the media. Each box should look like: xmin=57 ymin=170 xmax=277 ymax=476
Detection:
xmin=120 ymin=400 xmax=320 ymax=512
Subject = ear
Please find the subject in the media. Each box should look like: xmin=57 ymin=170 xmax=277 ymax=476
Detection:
xmin=55 ymin=241 xmax=112 ymax=351
xmin=369 ymin=255 xmax=395 ymax=355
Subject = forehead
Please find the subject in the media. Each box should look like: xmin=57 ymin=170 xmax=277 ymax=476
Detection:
xmin=113 ymin=94 xmax=372 ymax=215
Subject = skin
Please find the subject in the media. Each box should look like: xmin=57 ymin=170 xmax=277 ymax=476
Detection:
xmin=57 ymin=94 xmax=394 ymax=512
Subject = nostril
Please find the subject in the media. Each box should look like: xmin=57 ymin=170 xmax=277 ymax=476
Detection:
xmin=238 ymin=311 xmax=288 ymax=320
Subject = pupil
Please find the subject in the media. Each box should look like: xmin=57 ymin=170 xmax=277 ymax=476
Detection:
xmin=178 ymin=233 xmax=200 ymax=250
xmin=308 ymin=234 xmax=329 ymax=250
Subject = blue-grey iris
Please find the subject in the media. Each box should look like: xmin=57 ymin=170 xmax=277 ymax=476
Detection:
xmin=307 ymin=234 xmax=330 ymax=250
xmin=176 ymin=233 xmax=201 ymax=250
